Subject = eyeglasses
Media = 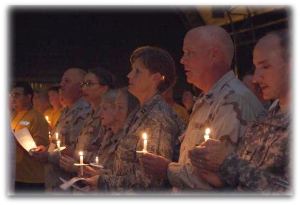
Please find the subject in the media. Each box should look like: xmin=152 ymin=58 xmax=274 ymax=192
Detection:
xmin=80 ymin=81 xmax=100 ymax=88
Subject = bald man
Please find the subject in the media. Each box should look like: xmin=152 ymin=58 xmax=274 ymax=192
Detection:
xmin=32 ymin=68 xmax=92 ymax=191
xmin=140 ymin=25 xmax=265 ymax=190
xmin=189 ymin=30 xmax=290 ymax=192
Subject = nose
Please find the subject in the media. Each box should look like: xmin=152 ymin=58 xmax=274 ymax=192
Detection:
xmin=127 ymin=70 xmax=133 ymax=80
xmin=60 ymin=81 xmax=64 ymax=88
xmin=252 ymin=69 xmax=263 ymax=84
xmin=180 ymin=55 xmax=186 ymax=65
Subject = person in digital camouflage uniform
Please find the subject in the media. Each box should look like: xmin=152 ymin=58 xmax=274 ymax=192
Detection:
xmin=139 ymin=25 xmax=265 ymax=191
xmin=59 ymin=68 xmax=115 ymax=173
xmin=84 ymin=46 xmax=185 ymax=192
xmin=189 ymin=30 xmax=290 ymax=193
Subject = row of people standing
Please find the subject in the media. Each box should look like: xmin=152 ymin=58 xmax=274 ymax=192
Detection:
xmin=9 ymin=24 xmax=290 ymax=194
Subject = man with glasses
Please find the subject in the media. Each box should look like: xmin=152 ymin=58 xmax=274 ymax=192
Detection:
xmin=10 ymin=82 xmax=49 ymax=193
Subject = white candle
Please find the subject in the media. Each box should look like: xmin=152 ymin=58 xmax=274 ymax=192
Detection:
xmin=56 ymin=140 xmax=61 ymax=150
xmin=142 ymin=132 xmax=148 ymax=152
xmin=79 ymin=151 xmax=84 ymax=164
xmin=204 ymin=128 xmax=211 ymax=142
xmin=79 ymin=151 xmax=84 ymax=176
xmin=95 ymin=156 xmax=99 ymax=164
xmin=55 ymin=132 xmax=59 ymax=141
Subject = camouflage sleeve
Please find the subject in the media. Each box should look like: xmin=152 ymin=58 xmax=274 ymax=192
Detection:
xmin=67 ymin=110 xmax=91 ymax=146
xmin=212 ymin=95 xmax=252 ymax=145
xmin=219 ymin=153 xmax=289 ymax=192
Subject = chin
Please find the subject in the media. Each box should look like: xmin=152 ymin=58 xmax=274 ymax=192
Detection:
xmin=262 ymin=93 xmax=272 ymax=101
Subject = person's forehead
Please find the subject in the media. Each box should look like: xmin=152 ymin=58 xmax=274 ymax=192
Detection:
xmin=255 ymin=34 xmax=281 ymax=52
xmin=84 ymin=73 xmax=98 ymax=81
xmin=132 ymin=58 xmax=148 ymax=70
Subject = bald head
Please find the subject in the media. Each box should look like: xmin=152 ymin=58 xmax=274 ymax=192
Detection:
xmin=60 ymin=67 xmax=87 ymax=106
xmin=64 ymin=67 xmax=86 ymax=83
xmin=186 ymin=25 xmax=234 ymax=68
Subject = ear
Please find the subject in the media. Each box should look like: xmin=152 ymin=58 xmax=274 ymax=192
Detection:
xmin=209 ymin=47 xmax=218 ymax=65
xmin=151 ymin=72 xmax=163 ymax=83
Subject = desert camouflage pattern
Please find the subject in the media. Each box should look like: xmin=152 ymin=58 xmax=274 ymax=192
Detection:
xmin=168 ymin=71 xmax=266 ymax=190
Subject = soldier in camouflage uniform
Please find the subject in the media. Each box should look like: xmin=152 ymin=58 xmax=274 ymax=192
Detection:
xmin=32 ymin=68 xmax=92 ymax=191
xmin=139 ymin=25 xmax=265 ymax=190
xmin=84 ymin=46 xmax=185 ymax=191
xmin=59 ymin=68 xmax=115 ymax=172
xmin=189 ymin=30 xmax=290 ymax=193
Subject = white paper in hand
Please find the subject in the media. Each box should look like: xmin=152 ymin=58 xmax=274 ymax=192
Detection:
xmin=13 ymin=127 xmax=37 ymax=152
xmin=59 ymin=177 xmax=89 ymax=191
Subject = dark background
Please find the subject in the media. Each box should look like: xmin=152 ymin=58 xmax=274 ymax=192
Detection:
xmin=10 ymin=6 xmax=289 ymax=98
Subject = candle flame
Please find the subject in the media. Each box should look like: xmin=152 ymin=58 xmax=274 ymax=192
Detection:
xmin=205 ymin=128 xmax=211 ymax=135
xmin=142 ymin=132 xmax=148 ymax=140
xmin=79 ymin=151 xmax=83 ymax=156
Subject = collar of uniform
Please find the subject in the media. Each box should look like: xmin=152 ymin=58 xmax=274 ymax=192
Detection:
xmin=203 ymin=70 xmax=236 ymax=104
xmin=66 ymin=97 xmax=90 ymax=114
xmin=137 ymin=94 xmax=161 ymax=116
xmin=253 ymin=99 xmax=289 ymax=128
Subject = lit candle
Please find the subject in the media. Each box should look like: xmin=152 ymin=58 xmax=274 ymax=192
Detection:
xmin=79 ymin=151 xmax=84 ymax=164
xmin=55 ymin=132 xmax=59 ymax=141
xmin=79 ymin=151 xmax=84 ymax=176
xmin=45 ymin=115 xmax=50 ymax=124
xmin=95 ymin=156 xmax=99 ymax=164
xmin=56 ymin=140 xmax=61 ymax=150
xmin=48 ymin=131 xmax=51 ymax=140
xmin=204 ymin=128 xmax=211 ymax=142
xmin=142 ymin=132 xmax=148 ymax=153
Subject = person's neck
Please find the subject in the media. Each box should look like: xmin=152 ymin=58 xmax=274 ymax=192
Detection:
xmin=17 ymin=104 xmax=32 ymax=113
xmin=66 ymin=97 xmax=81 ymax=108
xmin=137 ymin=89 xmax=157 ymax=106
xmin=110 ymin=123 xmax=121 ymax=134
xmin=199 ymin=67 xmax=229 ymax=94
xmin=90 ymin=97 xmax=102 ymax=111
xmin=279 ymin=91 xmax=290 ymax=113
xmin=40 ymin=103 xmax=51 ymax=113
xmin=53 ymin=104 xmax=62 ymax=111
xmin=165 ymin=98 xmax=175 ymax=106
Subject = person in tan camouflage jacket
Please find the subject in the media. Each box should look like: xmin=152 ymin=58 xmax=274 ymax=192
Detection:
xmin=139 ymin=25 xmax=265 ymax=191
xmin=32 ymin=68 xmax=92 ymax=191
xmin=189 ymin=30 xmax=290 ymax=193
